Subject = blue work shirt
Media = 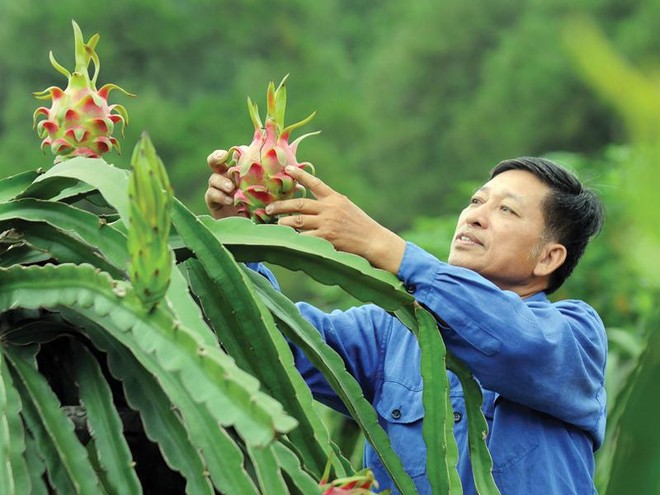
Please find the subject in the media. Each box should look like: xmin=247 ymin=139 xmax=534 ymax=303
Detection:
xmin=262 ymin=242 xmax=608 ymax=494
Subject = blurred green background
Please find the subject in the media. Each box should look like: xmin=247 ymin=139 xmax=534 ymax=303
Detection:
xmin=3 ymin=0 xmax=655 ymax=221
xmin=2 ymin=0 xmax=659 ymax=491
xmin=2 ymin=0 xmax=656 ymax=301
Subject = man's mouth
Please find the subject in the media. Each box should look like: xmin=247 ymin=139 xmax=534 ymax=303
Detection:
xmin=456 ymin=232 xmax=482 ymax=246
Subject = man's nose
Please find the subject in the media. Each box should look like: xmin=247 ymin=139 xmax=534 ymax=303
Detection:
xmin=464 ymin=205 xmax=488 ymax=228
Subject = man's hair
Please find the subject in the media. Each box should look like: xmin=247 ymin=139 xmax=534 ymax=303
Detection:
xmin=490 ymin=156 xmax=605 ymax=294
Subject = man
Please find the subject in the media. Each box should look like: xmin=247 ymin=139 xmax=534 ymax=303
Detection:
xmin=205 ymin=155 xmax=607 ymax=494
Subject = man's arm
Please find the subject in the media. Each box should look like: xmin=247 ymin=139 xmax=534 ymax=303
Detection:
xmin=245 ymin=263 xmax=392 ymax=412
xmin=265 ymin=166 xmax=407 ymax=275
xmin=399 ymin=242 xmax=607 ymax=439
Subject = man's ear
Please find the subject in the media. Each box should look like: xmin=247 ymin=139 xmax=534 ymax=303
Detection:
xmin=533 ymin=243 xmax=567 ymax=277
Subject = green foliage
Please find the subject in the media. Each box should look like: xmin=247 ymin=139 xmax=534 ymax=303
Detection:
xmin=127 ymin=132 xmax=173 ymax=309
xmin=0 ymin=151 xmax=499 ymax=493
xmin=2 ymin=0 xmax=659 ymax=228
xmin=2 ymin=4 xmax=659 ymax=493
xmin=563 ymin=16 xmax=660 ymax=494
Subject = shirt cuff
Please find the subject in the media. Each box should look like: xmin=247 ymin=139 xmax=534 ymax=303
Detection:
xmin=397 ymin=242 xmax=446 ymax=299
xmin=245 ymin=262 xmax=281 ymax=291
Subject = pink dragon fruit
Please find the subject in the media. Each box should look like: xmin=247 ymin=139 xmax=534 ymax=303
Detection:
xmin=319 ymin=463 xmax=387 ymax=494
xmin=33 ymin=20 xmax=134 ymax=163
xmin=220 ymin=75 xmax=319 ymax=223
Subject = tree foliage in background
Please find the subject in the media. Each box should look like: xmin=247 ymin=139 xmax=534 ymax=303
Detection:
xmin=2 ymin=0 xmax=659 ymax=226
xmin=563 ymin=15 xmax=660 ymax=494
xmin=1 ymin=2 xmax=659 ymax=493
xmin=0 ymin=19 xmax=503 ymax=494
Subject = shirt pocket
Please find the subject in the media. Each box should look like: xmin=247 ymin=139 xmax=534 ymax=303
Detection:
xmin=375 ymin=381 xmax=427 ymax=478
xmin=484 ymin=398 xmax=540 ymax=473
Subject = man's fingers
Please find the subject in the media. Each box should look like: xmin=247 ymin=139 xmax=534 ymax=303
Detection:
xmin=267 ymin=197 xmax=315 ymax=217
xmin=207 ymin=149 xmax=230 ymax=173
xmin=278 ymin=212 xmax=318 ymax=232
xmin=285 ymin=166 xmax=333 ymax=198
xmin=208 ymin=171 xmax=236 ymax=194
xmin=206 ymin=185 xmax=234 ymax=206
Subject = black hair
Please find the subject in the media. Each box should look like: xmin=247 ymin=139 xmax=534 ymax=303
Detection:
xmin=490 ymin=156 xmax=604 ymax=294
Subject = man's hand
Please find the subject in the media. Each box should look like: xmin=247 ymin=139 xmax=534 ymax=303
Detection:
xmin=265 ymin=166 xmax=406 ymax=274
xmin=204 ymin=150 xmax=242 ymax=219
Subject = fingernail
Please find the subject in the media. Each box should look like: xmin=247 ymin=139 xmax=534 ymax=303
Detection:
xmin=223 ymin=180 xmax=233 ymax=191
xmin=223 ymin=196 xmax=233 ymax=205
xmin=265 ymin=205 xmax=273 ymax=214
xmin=285 ymin=165 xmax=295 ymax=173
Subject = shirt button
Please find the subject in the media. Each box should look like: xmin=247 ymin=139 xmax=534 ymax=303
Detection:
xmin=453 ymin=411 xmax=462 ymax=423
xmin=405 ymin=284 xmax=416 ymax=294
xmin=391 ymin=409 xmax=402 ymax=420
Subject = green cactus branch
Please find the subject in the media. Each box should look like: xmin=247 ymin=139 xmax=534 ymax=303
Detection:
xmin=0 ymin=352 xmax=30 ymax=495
xmin=185 ymin=258 xmax=339 ymax=479
xmin=446 ymin=355 xmax=499 ymax=493
xmin=412 ymin=306 xmax=461 ymax=493
xmin=197 ymin=215 xmax=416 ymax=323
xmin=63 ymin=314 xmax=257 ymax=495
xmin=64 ymin=340 xmax=141 ymax=495
xmin=0 ymin=199 xmax=129 ymax=269
xmin=0 ymin=263 xmax=297 ymax=448
xmin=19 ymin=157 xmax=130 ymax=226
xmin=244 ymin=269 xmax=419 ymax=495
xmin=5 ymin=345 xmax=103 ymax=494
xmin=0 ymin=170 xmax=42 ymax=203
xmin=171 ymin=197 xmax=344 ymax=478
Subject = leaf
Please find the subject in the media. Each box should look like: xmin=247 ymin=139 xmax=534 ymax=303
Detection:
xmin=270 ymin=441 xmax=322 ymax=494
xmin=0 ymin=244 xmax=50 ymax=268
xmin=67 ymin=340 xmax=141 ymax=495
xmin=197 ymin=215 xmax=415 ymax=322
xmin=166 ymin=262 xmax=219 ymax=349
xmin=67 ymin=314 xmax=219 ymax=495
xmin=23 ymin=434 xmax=48 ymax=495
xmin=19 ymin=157 xmax=130 ymax=227
xmin=0 ymin=199 xmax=129 ymax=270
xmin=602 ymin=323 xmax=660 ymax=494
xmin=245 ymin=269 xmax=419 ymax=495
xmin=446 ymin=354 xmax=500 ymax=494
xmin=247 ymin=443 xmax=289 ymax=495
xmin=0 ymin=170 xmax=41 ymax=203
xmin=182 ymin=254 xmax=335 ymax=476
xmin=412 ymin=307 xmax=458 ymax=493
xmin=174 ymin=196 xmax=348 ymax=476
xmin=5 ymin=345 xmax=102 ymax=494
xmin=0 ymin=351 xmax=30 ymax=495
xmin=0 ymin=263 xmax=296 ymax=448
xmin=1 ymin=220 xmax=123 ymax=278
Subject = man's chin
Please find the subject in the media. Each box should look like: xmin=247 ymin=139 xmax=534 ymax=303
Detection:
xmin=447 ymin=254 xmax=465 ymax=268
xmin=447 ymin=253 xmax=477 ymax=270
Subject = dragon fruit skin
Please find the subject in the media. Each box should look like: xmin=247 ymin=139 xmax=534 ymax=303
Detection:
xmin=318 ymin=464 xmax=386 ymax=494
xmin=33 ymin=20 xmax=134 ymax=163
xmin=225 ymin=75 xmax=319 ymax=223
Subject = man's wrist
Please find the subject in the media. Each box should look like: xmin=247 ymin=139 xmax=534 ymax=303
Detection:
xmin=363 ymin=227 xmax=406 ymax=274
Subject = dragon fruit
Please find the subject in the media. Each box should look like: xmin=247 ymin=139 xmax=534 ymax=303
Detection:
xmin=319 ymin=470 xmax=387 ymax=494
xmin=33 ymin=20 xmax=133 ymax=163
xmin=219 ymin=75 xmax=319 ymax=223
xmin=319 ymin=459 xmax=386 ymax=494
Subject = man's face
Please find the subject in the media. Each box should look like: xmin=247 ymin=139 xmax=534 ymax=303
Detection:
xmin=448 ymin=169 xmax=553 ymax=294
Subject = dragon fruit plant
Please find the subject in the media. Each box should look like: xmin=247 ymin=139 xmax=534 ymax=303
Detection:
xmin=320 ymin=465 xmax=389 ymax=494
xmin=0 ymin=19 xmax=500 ymax=495
xmin=218 ymin=75 xmax=319 ymax=223
xmin=33 ymin=20 xmax=133 ymax=163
